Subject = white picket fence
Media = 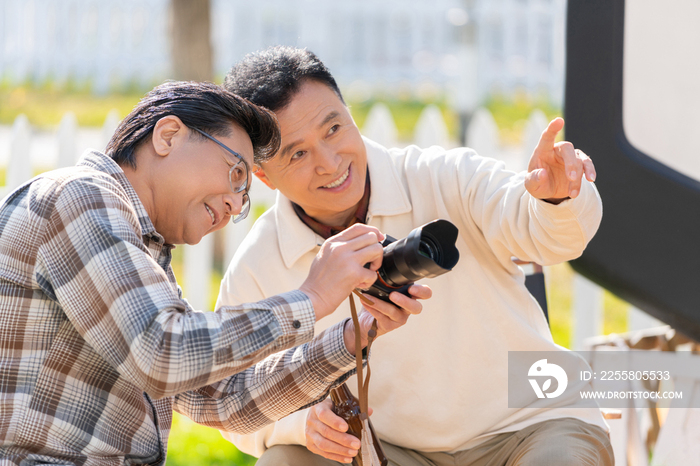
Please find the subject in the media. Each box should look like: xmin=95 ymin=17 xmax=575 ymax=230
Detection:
xmin=0 ymin=105 xmax=662 ymax=346
xmin=0 ymin=0 xmax=171 ymax=94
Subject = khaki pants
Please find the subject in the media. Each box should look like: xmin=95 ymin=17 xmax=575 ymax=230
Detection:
xmin=254 ymin=418 xmax=614 ymax=466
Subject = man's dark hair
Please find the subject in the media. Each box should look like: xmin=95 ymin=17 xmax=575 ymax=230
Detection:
xmin=223 ymin=46 xmax=344 ymax=112
xmin=106 ymin=81 xmax=281 ymax=167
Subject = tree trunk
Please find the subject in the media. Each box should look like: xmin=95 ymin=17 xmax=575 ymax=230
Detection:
xmin=170 ymin=0 xmax=213 ymax=82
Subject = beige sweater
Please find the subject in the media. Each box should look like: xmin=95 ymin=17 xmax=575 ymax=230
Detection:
xmin=217 ymin=138 xmax=607 ymax=456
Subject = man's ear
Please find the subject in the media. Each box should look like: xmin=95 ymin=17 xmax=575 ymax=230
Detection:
xmin=151 ymin=116 xmax=185 ymax=157
xmin=254 ymin=168 xmax=277 ymax=190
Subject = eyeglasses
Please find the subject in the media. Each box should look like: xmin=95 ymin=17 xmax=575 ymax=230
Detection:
xmin=192 ymin=127 xmax=251 ymax=224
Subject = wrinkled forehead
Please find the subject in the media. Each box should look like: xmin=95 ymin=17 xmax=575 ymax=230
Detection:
xmin=280 ymin=82 xmax=348 ymax=131
xmin=281 ymin=80 xmax=345 ymax=117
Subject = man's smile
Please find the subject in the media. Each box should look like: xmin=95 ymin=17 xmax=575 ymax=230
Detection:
xmin=205 ymin=204 xmax=217 ymax=225
xmin=321 ymin=166 xmax=351 ymax=190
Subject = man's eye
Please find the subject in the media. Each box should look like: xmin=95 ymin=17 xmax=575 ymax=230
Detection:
xmin=328 ymin=124 xmax=340 ymax=135
xmin=291 ymin=151 xmax=305 ymax=160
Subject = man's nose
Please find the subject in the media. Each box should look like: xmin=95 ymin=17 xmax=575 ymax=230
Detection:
xmin=314 ymin=144 xmax=341 ymax=175
xmin=223 ymin=193 xmax=243 ymax=216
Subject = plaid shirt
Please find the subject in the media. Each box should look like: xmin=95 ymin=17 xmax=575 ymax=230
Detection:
xmin=0 ymin=151 xmax=359 ymax=466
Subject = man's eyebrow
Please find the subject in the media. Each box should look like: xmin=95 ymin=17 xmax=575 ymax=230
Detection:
xmin=280 ymin=139 xmax=304 ymax=159
xmin=319 ymin=110 xmax=340 ymax=129
xmin=278 ymin=111 xmax=341 ymax=160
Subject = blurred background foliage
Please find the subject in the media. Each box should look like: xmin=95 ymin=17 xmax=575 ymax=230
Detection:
xmin=1 ymin=81 xmax=558 ymax=147
xmin=167 ymin=412 xmax=256 ymax=466
xmin=0 ymin=80 xmax=145 ymax=128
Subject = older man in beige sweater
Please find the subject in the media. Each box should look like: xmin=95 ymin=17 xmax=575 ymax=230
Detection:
xmin=217 ymin=46 xmax=613 ymax=466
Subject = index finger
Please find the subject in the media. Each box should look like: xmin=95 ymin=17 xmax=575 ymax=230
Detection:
xmin=357 ymin=242 xmax=384 ymax=273
xmin=534 ymin=117 xmax=565 ymax=153
xmin=387 ymin=292 xmax=423 ymax=316
xmin=407 ymin=284 xmax=432 ymax=300
xmin=335 ymin=224 xmax=385 ymax=242
xmin=315 ymin=400 xmax=349 ymax=432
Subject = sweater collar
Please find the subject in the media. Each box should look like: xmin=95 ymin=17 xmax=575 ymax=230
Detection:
xmin=276 ymin=137 xmax=412 ymax=268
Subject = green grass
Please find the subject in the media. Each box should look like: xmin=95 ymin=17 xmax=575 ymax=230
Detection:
xmin=0 ymin=82 xmax=464 ymax=140
xmin=603 ymin=287 xmax=630 ymax=337
xmin=545 ymin=263 xmax=576 ymax=349
xmin=0 ymin=82 xmax=143 ymax=128
xmin=167 ymin=412 xmax=256 ymax=466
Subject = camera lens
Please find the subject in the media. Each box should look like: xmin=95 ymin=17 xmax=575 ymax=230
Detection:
xmin=418 ymin=237 xmax=441 ymax=263
xmin=366 ymin=219 xmax=460 ymax=300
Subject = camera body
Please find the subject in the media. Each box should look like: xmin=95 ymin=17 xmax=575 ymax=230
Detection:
xmin=363 ymin=219 xmax=460 ymax=303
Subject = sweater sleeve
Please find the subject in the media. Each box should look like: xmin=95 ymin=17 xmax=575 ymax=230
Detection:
xmin=414 ymin=146 xmax=603 ymax=267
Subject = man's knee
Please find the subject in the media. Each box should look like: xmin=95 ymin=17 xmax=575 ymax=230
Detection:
xmin=255 ymin=444 xmax=340 ymax=466
xmin=513 ymin=419 xmax=614 ymax=466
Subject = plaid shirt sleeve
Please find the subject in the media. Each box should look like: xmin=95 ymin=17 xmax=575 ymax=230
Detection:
xmin=173 ymin=318 xmax=361 ymax=433
xmin=35 ymin=174 xmax=319 ymax=399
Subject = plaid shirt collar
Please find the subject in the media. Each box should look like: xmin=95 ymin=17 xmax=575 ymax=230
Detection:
xmin=292 ymin=170 xmax=371 ymax=239
xmin=78 ymin=150 xmax=163 ymax=243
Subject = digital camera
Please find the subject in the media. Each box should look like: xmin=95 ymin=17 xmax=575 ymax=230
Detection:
xmin=364 ymin=219 xmax=460 ymax=302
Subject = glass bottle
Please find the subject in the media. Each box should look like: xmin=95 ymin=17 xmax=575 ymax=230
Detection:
xmin=330 ymin=383 xmax=388 ymax=466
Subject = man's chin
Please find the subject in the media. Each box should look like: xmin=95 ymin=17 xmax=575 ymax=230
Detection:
xmin=323 ymin=187 xmax=363 ymax=207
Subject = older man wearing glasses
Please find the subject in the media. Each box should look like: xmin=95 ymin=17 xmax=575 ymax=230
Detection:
xmin=191 ymin=127 xmax=252 ymax=223
xmin=0 ymin=81 xmax=426 ymax=466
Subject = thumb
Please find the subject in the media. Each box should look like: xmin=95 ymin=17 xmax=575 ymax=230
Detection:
xmin=524 ymin=168 xmax=549 ymax=198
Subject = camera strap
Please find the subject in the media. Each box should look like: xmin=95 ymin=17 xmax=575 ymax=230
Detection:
xmin=347 ymin=291 xmax=382 ymax=466
xmin=348 ymin=291 xmax=377 ymax=412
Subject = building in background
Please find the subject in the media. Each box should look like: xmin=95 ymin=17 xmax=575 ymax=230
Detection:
xmin=0 ymin=0 xmax=565 ymax=107
xmin=474 ymin=0 xmax=565 ymax=106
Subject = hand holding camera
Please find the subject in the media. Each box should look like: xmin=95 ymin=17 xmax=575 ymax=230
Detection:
xmin=299 ymin=224 xmax=385 ymax=322
xmin=299 ymin=220 xmax=459 ymax=356
xmin=306 ymin=219 xmax=460 ymax=462
xmin=343 ymin=219 xmax=460 ymax=353
xmin=341 ymin=283 xmax=432 ymax=355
